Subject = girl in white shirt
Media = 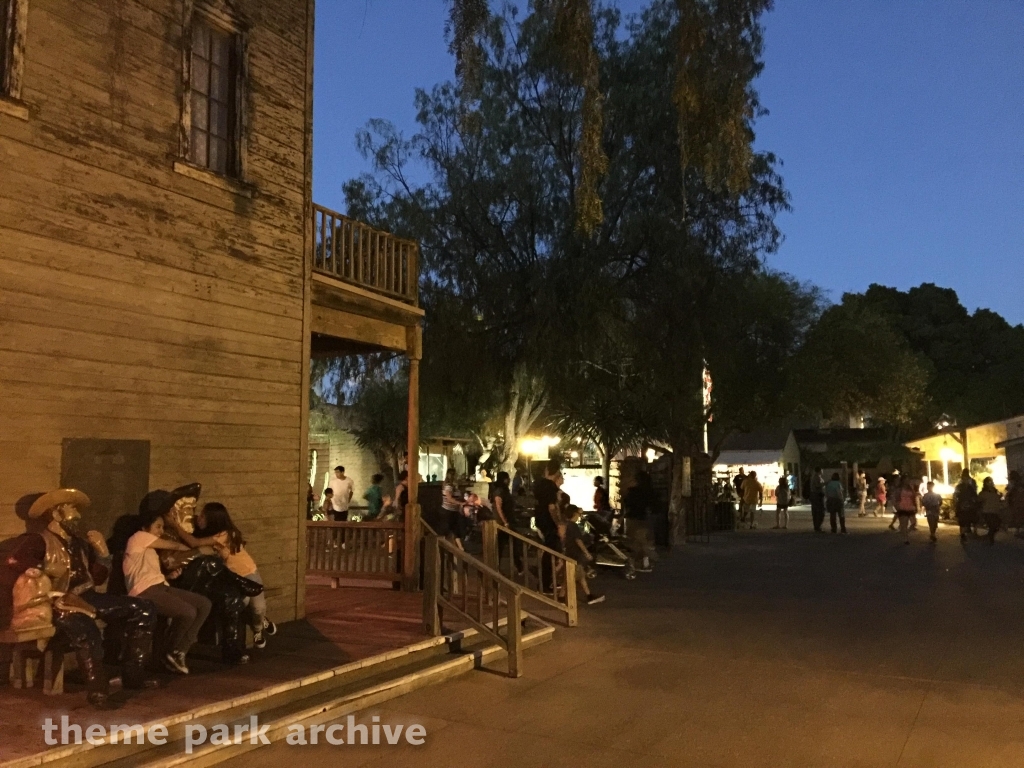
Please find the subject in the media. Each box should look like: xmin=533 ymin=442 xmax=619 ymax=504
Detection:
xmin=123 ymin=507 xmax=212 ymax=675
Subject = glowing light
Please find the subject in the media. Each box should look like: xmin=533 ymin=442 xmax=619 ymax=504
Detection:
xmin=518 ymin=438 xmax=546 ymax=459
xmin=645 ymin=448 xmax=659 ymax=463
xmin=939 ymin=446 xmax=960 ymax=463
xmin=992 ymin=456 xmax=1009 ymax=486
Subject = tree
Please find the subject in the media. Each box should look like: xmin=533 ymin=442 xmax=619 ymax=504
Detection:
xmin=349 ymin=373 xmax=409 ymax=482
xmin=791 ymin=299 xmax=930 ymax=429
xmin=856 ymin=283 xmax=1024 ymax=431
xmin=349 ymin=2 xmax=801 ymax=508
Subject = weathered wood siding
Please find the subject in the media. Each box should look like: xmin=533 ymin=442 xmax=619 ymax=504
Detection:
xmin=0 ymin=0 xmax=313 ymax=621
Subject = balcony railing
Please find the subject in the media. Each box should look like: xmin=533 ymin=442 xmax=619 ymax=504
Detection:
xmin=312 ymin=204 xmax=419 ymax=305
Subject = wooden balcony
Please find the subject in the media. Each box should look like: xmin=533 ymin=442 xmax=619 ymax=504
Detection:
xmin=312 ymin=203 xmax=419 ymax=306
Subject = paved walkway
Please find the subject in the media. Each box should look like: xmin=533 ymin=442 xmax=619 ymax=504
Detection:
xmin=230 ymin=508 xmax=1024 ymax=768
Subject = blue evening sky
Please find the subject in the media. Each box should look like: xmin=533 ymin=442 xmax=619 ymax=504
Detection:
xmin=312 ymin=1 xmax=1024 ymax=323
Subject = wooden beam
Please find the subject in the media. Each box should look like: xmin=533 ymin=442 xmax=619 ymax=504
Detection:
xmin=310 ymin=305 xmax=408 ymax=353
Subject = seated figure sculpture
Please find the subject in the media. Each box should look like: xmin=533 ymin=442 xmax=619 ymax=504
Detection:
xmin=140 ymin=484 xmax=261 ymax=665
xmin=4 ymin=489 xmax=158 ymax=707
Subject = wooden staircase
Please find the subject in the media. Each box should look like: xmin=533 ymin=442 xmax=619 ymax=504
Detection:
xmin=5 ymin=620 xmax=553 ymax=768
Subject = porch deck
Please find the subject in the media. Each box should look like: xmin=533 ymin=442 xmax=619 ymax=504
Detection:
xmin=0 ymin=580 xmax=429 ymax=766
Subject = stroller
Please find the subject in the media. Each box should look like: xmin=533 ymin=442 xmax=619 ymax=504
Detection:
xmin=584 ymin=512 xmax=636 ymax=580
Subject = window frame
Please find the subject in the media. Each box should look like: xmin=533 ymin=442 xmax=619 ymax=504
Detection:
xmin=179 ymin=1 xmax=248 ymax=181
xmin=0 ymin=0 xmax=28 ymax=115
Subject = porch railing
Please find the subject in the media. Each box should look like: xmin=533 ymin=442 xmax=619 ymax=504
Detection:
xmin=422 ymin=529 xmax=523 ymax=677
xmin=312 ymin=204 xmax=419 ymax=305
xmin=306 ymin=521 xmax=405 ymax=585
xmin=480 ymin=520 xmax=578 ymax=628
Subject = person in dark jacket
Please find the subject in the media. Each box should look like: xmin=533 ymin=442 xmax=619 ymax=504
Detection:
xmin=623 ymin=471 xmax=655 ymax=572
xmin=824 ymin=472 xmax=848 ymax=534
xmin=809 ymin=468 xmax=826 ymax=533
xmin=953 ymin=469 xmax=979 ymax=542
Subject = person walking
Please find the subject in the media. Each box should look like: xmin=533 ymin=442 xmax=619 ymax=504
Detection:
xmin=825 ymin=472 xmax=847 ymax=534
xmin=810 ymin=468 xmax=826 ymax=533
xmin=328 ymin=466 xmax=355 ymax=521
xmin=893 ymin=475 xmax=920 ymax=545
xmin=363 ymin=474 xmax=385 ymax=520
xmin=733 ymin=468 xmax=748 ymax=523
xmin=921 ymin=481 xmax=943 ymax=542
xmin=623 ymin=471 xmax=655 ymax=572
xmin=855 ymin=470 xmax=868 ymax=517
xmin=887 ymin=470 xmax=902 ymax=530
xmin=740 ymin=471 xmax=763 ymax=530
xmin=534 ymin=460 xmax=565 ymax=590
xmin=773 ymin=476 xmax=790 ymax=529
xmin=978 ymin=476 xmax=1005 ymax=544
xmin=873 ymin=475 xmax=887 ymax=518
xmin=953 ymin=469 xmax=979 ymax=542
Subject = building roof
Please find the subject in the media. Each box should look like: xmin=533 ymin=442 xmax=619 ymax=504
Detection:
xmin=719 ymin=428 xmax=794 ymax=452
xmin=715 ymin=449 xmax=788 ymax=468
xmin=793 ymin=427 xmax=894 ymax=445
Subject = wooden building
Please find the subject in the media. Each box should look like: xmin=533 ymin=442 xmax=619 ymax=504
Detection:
xmin=0 ymin=0 xmax=422 ymax=622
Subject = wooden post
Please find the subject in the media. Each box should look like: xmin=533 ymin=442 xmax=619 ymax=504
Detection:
xmin=564 ymin=559 xmax=578 ymax=627
xmin=422 ymin=533 xmax=441 ymax=636
xmin=507 ymin=589 xmax=523 ymax=678
xmin=481 ymin=519 xmax=498 ymax=572
xmin=404 ymin=324 xmax=423 ymax=591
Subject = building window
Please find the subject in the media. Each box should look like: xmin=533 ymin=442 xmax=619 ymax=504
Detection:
xmin=1 ymin=0 xmax=27 ymax=104
xmin=188 ymin=18 xmax=239 ymax=175
xmin=0 ymin=1 xmax=9 ymax=84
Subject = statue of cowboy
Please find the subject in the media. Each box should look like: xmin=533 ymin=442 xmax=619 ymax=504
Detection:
xmin=5 ymin=489 xmax=159 ymax=707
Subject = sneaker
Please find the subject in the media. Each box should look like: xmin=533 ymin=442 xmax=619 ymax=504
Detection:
xmin=253 ymin=628 xmax=267 ymax=650
xmin=164 ymin=652 xmax=189 ymax=675
xmin=586 ymin=594 xmax=606 ymax=605
xmin=263 ymin=619 xmax=278 ymax=637
xmin=930 ymin=535 xmax=937 ymax=542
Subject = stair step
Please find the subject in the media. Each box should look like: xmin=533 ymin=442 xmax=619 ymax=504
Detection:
xmin=20 ymin=622 xmax=553 ymax=768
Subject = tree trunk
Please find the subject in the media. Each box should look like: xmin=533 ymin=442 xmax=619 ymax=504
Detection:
xmin=499 ymin=378 xmax=547 ymax=474
xmin=601 ymin=445 xmax=612 ymax=493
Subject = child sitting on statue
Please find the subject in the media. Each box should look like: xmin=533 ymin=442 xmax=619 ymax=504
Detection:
xmin=169 ymin=502 xmax=277 ymax=649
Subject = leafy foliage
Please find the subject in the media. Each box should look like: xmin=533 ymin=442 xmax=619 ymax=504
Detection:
xmin=791 ymin=300 xmax=929 ymax=428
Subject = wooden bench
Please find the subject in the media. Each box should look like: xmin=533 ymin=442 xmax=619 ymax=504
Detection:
xmin=0 ymin=625 xmax=63 ymax=694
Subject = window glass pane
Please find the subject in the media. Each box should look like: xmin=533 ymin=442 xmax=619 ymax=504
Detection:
xmin=190 ymin=128 xmax=208 ymax=167
xmin=0 ymin=0 xmax=9 ymax=82
xmin=210 ymin=63 xmax=230 ymax=102
xmin=191 ymin=91 xmax=208 ymax=130
xmin=192 ymin=23 xmax=211 ymax=60
xmin=210 ymin=32 xmax=230 ymax=68
xmin=210 ymin=101 xmax=229 ymax=139
xmin=210 ymin=137 xmax=228 ymax=174
xmin=192 ymin=56 xmax=209 ymax=95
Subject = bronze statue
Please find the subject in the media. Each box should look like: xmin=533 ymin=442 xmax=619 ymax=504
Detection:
xmin=5 ymin=489 xmax=158 ymax=707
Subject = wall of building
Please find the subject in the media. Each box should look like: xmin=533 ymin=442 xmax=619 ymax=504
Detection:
xmin=0 ymin=0 xmax=313 ymax=621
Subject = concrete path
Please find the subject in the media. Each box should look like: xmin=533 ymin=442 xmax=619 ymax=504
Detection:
xmin=228 ymin=509 xmax=1024 ymax=767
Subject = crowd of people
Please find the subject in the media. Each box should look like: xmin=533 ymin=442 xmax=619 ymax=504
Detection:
xmin=721 ymin=464 xmax=1024 ymax=546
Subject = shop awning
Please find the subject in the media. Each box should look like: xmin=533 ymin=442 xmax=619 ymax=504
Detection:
xmin=714 ymin=450 xmax=785 ymax=467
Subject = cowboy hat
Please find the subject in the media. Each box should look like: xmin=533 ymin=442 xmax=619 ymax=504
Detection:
xmin=169 ymin=483 xmax=202 ymax=505
xmin=28 ymin=489 xmax=91 ymax=519
xmin=138 ymin=483 xmax=201 ymax=517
